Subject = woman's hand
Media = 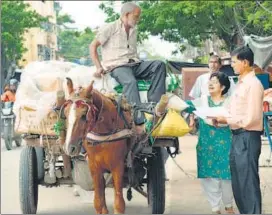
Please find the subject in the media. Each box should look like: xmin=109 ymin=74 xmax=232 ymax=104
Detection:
xmin=189 ymin=114 xmax=195 ymax=128
xmin=208 ymin=116 xmax=228 ymax=127
xmin=216 ymin=116 xmax=227 ymax=124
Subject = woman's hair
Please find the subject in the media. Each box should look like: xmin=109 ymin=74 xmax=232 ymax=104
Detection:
xmin=210 ymin=72 xmax=230 ymax=95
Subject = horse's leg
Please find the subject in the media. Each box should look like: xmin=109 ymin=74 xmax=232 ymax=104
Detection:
xmin=91 ymin=168 xmax=109 ymax=214
xmin=112 ymin=164 xmax=126 ymax=214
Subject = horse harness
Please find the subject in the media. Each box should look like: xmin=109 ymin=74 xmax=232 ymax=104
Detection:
xmin=57 ymin=93 xmax=134 ymax=146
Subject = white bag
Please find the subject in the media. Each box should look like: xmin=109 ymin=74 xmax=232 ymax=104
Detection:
xmin=165 ymin=92 xmax=189 ymax=112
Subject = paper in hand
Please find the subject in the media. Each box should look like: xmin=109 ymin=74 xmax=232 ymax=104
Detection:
xmin=193 ymin=106 xmax=231 ymax=120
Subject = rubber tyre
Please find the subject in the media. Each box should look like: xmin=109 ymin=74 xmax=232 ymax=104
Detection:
xmin=34 ymin=147 xmax=45 ymax=182
xmin=19 ymin=146 xmax=39 ymax=214
xmin=147 ymin=147 xmax=166 ymax=214
xmin=15 ymin=137 xmax=22 ymax=147
xmin=3 ymin=123 xmax=13 ymax=150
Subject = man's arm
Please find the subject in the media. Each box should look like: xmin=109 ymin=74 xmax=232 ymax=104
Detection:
xmin=90 ymin=39 xmax=103 ymax=70
xmin=89 ymin=23 xmax=114 ymax=75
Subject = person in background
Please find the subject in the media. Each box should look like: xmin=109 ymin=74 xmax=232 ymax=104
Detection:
xmin=190 ymin=54 xmax=236 ymax=99
xmin=188 ymin=55 xmax=236 ymax=133
xmin=1 ymin=84 xmax=15 ymax=102
xmin=185 ymin=72 xmax=234 ymax=214
xmin=212 ymin=46 xmax=263 ymax=214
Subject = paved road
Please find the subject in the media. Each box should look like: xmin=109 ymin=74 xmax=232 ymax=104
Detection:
xmin=1 ymin=139 xmax=152 ymax=214
xmin=2 ymin=136 xmax=272 ymax=214
xmin=1 ymin=136 xmax=211 ymax=214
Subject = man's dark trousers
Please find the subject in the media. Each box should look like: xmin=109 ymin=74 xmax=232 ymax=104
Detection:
xmin=230 ymin=129 xmax=262 ymax=214
xmin=111 ymin=60 xmax=166 ymax=125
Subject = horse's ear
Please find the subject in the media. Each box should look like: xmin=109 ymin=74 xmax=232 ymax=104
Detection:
xmin=86 ymin=80 xmax=95 ymax=98
xmin=66 ymin=77 xmax=74 ymax=95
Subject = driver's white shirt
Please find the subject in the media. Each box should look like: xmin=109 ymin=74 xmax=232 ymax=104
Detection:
xmin=189 ymin=72 xmax=236 ymax=99
xmin=96 ymin=19 xmax=140 ymax=71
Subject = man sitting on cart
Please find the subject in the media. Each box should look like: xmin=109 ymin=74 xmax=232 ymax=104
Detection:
xmin=89 ymin=2 xmax=167 ymax=135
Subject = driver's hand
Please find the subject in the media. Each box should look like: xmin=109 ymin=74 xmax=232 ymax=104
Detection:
xmin=94 ymin=67 xmax=104 ymax=78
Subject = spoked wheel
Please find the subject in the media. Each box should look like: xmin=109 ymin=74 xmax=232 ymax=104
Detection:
xmin=147 ymin=147 xmax=166 ymax=214
xmin=19 ymin=146 xmax=39 ymax=214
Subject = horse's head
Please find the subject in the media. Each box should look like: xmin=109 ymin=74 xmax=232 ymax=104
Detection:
xmin=57 ymin=78 xmax=98 ymax=157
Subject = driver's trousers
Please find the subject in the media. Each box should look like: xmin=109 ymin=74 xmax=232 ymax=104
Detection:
xmin=111 ymin=60 xmax=166 ymax=125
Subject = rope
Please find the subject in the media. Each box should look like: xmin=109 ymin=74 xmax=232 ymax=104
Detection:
xmin=41 ymin=118 xmax=52 ymax=152
xmin=100 ymin=75 xmax=107 ymax=94
xmin=171 ymin=156 xmax=197 ymax=179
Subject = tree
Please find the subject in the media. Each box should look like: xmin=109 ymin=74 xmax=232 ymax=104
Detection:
xmin=57 ymin=14 xmax=75 ymax=28
xmin=57 ymin=27 xmax=95 ymax=64
xmin=55 ymin=3 xmax=95 ymax=65
xmin=99 ymin=1 xmax=272 ymax=52
xmin=1 ymin=1 xmax=46 ymax=84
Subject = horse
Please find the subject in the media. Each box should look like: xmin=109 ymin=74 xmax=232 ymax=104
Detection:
xmin=56 ymin=78 xmax=135 ymax=214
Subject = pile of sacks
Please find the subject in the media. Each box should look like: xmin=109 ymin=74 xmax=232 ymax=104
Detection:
xmin=14 ymin=61 xmax=117 ymax=135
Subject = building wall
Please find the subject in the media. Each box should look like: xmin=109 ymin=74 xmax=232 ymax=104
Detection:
xmin=19 ymin=1 xmax=58 ymax=67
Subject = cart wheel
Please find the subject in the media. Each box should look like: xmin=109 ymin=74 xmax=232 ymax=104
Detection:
xmin=19 ymin=146 xmax=39 ymax=214
xmin=3 ymin=125 xmax=13 ymax=150
xmin=15 ymin=137 xmax=22 ymax=147
xmin=147 ymin=147 xmax=166 ymax=214
xmin=4 ymin=136 xmax=12 ymax=151
xmin=35 ymin=147 xmax=45 ymax=182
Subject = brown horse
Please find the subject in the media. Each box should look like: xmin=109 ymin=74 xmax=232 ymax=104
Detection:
xmin=57 ymin=78 xmax=135 ymax=214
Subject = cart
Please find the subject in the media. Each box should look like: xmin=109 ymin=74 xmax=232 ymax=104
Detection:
xmin=18 ymin=78 xmax=181 ymax=214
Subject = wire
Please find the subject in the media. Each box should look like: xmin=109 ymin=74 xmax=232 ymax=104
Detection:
xmin=256 ymin=1 xmax=272 ymax=14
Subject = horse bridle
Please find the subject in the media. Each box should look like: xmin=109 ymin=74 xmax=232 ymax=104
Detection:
xmin=59 ymin=91 xmax=124 ymax=136
xmin=59 ymin=96 xmax=100 ymax=134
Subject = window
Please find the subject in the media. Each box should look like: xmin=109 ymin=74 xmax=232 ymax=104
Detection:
xmin=37 ymin=45 xmax=53 ymax=61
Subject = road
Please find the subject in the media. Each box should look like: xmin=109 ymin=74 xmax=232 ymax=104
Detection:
xmin=2 ymin=135 xmax=272 ymax=214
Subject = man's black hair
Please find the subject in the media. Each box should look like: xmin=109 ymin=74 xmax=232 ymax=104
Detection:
xmin=231 ymin=46 xmax=254 ymax=67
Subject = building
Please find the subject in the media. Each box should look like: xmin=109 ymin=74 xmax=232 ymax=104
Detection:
xmin=19 ymin=1 xmax=59 ymax=67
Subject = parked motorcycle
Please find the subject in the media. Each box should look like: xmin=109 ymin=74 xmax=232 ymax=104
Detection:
xmin=1 ymin=102 xmax=22 ymax=150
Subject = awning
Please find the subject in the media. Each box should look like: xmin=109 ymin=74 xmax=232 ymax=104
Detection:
xmin=244 ymin=34 xmax=272 ymax=69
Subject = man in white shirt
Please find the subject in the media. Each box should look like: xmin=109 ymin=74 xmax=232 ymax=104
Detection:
xmin=190 ymin=55 xmax=236 ymax=99
xmin=90 ymin=2 xmax=166 ymax=134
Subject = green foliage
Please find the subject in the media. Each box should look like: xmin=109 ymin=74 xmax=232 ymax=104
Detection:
xmin=99 ymin=1 xmax=272 ymax=51
xmin=194 ymin=55 xmax=209 ymax=64
xmin=57 ymin=14 xmax=75 ymax=28
xmin=1 ymin=1 xmax=46 ymax=63
xmin=57 ymin=27 xmax=95 ymax=63
xmin=55 ymin=4 xmax=95 ymax=64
